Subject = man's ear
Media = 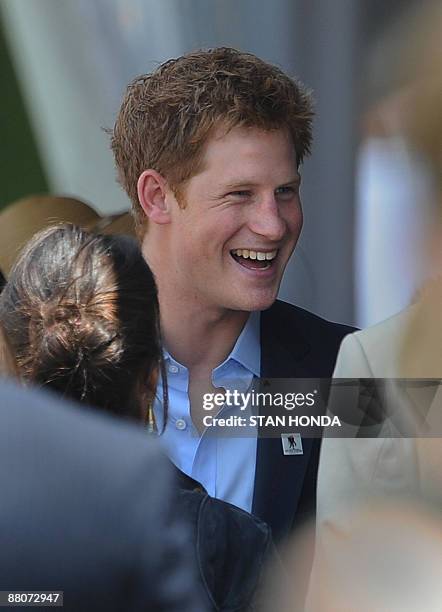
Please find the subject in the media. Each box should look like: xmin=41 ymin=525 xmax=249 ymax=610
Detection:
xmin=137 ymin=170 xmax=172 ymax=225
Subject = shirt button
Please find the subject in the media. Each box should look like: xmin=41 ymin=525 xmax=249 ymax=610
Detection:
xmin=168 ymin=364 xmax=179 ymax=374
xmin=175 ymin=418 xmax=187 ymax=431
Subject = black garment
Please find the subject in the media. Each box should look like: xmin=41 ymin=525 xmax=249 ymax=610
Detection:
xmin=0 ymin=268 xmax=5 ymax=292
xmin=0 ymin=380 xmax=205 ymax=612
xmin=253 ymin=300 xmax=355 ymax=543
xmin=176 ymin=468 xmax=274 ymax=611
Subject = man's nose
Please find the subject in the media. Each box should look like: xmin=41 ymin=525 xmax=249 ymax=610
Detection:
xmin=247 ymin=196 xmax=286 ymax=242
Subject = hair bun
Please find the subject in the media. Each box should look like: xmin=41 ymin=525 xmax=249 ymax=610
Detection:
xmin=28 ymin=299 xmax=114 ymax=401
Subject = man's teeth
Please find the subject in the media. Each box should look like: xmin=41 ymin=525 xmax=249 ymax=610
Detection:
xmin=232 ymin=249 xmax=277 ymax=261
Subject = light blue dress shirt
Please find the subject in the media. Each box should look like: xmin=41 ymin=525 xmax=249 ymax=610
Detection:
xmin=153 ymin=311 xmax=260 ymax=513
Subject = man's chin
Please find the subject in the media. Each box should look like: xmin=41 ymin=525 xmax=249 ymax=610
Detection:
xmin=229 ymin=292 xmax=278 ymax=313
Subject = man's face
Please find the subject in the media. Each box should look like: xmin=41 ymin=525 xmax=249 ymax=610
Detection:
xmin=163 ymin=125 xmax=303 ymax=312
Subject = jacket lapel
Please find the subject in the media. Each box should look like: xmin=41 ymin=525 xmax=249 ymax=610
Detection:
xmin=252 ymin=302 xmax=314 ymax=542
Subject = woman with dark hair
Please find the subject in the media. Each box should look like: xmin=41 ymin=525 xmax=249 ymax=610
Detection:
xmin=0 ymin=224 xmax=163 ymax=424
xmin=0 ymin=224 xmax=272 ymax=612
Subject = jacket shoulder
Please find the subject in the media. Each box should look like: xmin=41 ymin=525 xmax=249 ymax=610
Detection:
xmin=261 ymin=300 xmax=356 ymax=378
xmin=334 ymin=307 xmax=411 ymax=377
xmin=264 ymin=299 xmax=355 ymax=341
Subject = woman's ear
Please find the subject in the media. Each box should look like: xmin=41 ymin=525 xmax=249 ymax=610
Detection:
xmin=137 ymin=170 xmax=172 ymax=225
xmin=0 ymin=323 xmax=19 ymax=380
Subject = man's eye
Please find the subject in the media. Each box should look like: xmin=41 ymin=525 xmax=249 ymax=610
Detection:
xmin=228 ymin=190 xmax=251 ymax=198
xmin=275 ymin=186 xmax=299 ymax=199
xmin=275 ymin=186 xmax=295 ymax=195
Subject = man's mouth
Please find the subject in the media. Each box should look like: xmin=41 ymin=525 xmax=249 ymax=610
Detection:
xmin=230 ymin=249 xmax=278 ymax=271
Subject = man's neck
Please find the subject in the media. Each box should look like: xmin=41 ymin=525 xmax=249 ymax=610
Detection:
xmin=161 ymin=301 xmax=250 ymax=372
xmin=142 ymin=241 xmax=250 ymax=372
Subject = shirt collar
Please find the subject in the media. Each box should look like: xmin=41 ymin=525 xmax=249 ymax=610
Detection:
xmin=221 ymin=310 xmax=260 ymax=377
xmin=163 ymin=311 xmax=261 ymax=377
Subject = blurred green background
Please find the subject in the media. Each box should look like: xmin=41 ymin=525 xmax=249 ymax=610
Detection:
xmin=0 ymin=19 xmax=47 ymax=211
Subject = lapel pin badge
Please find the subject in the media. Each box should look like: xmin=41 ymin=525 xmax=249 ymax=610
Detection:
xmin=281 ymin=433 xmax=303 ymax=456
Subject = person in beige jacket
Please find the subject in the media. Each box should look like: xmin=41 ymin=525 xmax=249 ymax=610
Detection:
xmin=313 ymin=2 xmax=442 ymax=606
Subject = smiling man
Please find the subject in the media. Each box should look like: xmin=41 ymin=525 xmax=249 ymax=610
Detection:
xmin=111 ymin=48 xmax=353 ymax=543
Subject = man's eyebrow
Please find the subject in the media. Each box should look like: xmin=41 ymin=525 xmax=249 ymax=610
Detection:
xmin=279 ymin=175 xmax=301 ymax=186
xmin=221 ymin=175 xmax=301 ymax=191
xmin=220 ymin=182 xmax=255 ymax=192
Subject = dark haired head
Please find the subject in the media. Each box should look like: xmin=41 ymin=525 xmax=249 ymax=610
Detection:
xmin=0 ymin=225 xmax=163 ymax=423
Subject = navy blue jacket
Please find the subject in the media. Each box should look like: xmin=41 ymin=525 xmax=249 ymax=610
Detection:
xmin=253 ymin=300 xmax=355 ymax=542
